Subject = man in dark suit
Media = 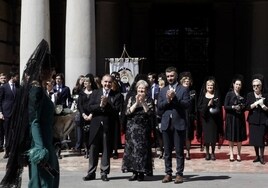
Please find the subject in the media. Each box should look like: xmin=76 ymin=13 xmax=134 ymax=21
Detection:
xmin=53 ymin=73 xmax=72 ymax=108
xmin=83 ymin=74 xmax=122 ymax=182
xmin=0 ymin=73 xmax=6 ymax=153
xmin=157 ymin=67 xmax=190 ymax=184
xmin=53 ymin=73 xmax=72 ymax=158
xmin=148 ymin=72 xmax=160 ymax=102
xmin=0 ymin=71 xmax=19 ymax=158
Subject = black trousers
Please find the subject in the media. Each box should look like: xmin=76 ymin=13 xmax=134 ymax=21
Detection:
xmin=3 ymin=118 xmax=11 ymax=152
xmin=162 ymin=125 xmax=186 ymax=176
xmin=0 ymin=120 xmax=4 ymax=148
xmin=87 ymin=127 xmax=110 ymax=176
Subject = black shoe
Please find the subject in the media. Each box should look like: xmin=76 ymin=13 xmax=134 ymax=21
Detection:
xmin=0 ymin=147 xmax=4 ymax=152
xmin=101 ymin=174 xmax=109 ymax=181
xmin=236 ymin=155 xmax=241 ymax=162
xmin=84 ymin=150 xmax=89 ymax=159
xmin=112 ymin=153 xmax=118 ymax=159
xmin=186 ymin=153 xmax=191 ymax=160
xmin=253 ymin=156 xmax=260 ymax=163
xmin=260 ymin=157 xmax=266 ymax=165
xmin=137 ymin=173 xmax=144 ymax=181
xmin=73 ymin=148 xmax=82 ymax=155
xmin=83 ymin=173 xmax=96 ymax=181
xmin=159 ymin=150 xmax=164 ymax=159
xmin=3 ymin=153 xmax=9 ymax=159
xmin=205 ymin=154 xmax=210 ymax=160
xmin=128 ymin=173 xmax=137 ymax=181
xmin=211 ymin=154 xmax=216 ymax=161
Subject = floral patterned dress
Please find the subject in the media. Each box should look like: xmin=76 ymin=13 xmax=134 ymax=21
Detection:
xmin=122 ymin=96 xmax=155 ymax=174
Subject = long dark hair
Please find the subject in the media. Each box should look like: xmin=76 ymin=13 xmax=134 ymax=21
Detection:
xmin=72 ymin=75 xmax=85 ymax=95
xmin=85 ymin=73 xmax=98 ymax=90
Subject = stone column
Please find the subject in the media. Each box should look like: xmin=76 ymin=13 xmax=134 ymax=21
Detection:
xmin=65 ymin=0 xmax=96 ymax=89
xmin=20 ymin=0 xmax=50 ymax=78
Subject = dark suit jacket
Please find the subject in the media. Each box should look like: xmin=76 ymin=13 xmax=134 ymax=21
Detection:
xmin=88 ymin=88 xmax=122 ymax=145
xmin=148 ymin=83 xmax=160 ymax=101
xmin=0 ymin=83 xmax=19 ymax=118
xmin=158 ymin=84 xmax=190 ymax=131
xmin=53 ymin=85 xmax=73 ymax=108
xmin=246 ymin=92 xmax=268 ymax=125
xmin=117 ymin=80 xmax=129 ymax=93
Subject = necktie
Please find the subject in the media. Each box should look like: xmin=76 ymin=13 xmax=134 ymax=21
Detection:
xmin=11 ymin=83 xmax=15 ymax=94
xmin=104 ymin=90 xmax=109 ymax=97
xmin=152 ymin=86 xmax=154 ymax=99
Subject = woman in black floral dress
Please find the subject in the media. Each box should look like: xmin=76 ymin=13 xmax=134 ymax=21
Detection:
xmin=122 ymin=80 xmax=155 ymax=181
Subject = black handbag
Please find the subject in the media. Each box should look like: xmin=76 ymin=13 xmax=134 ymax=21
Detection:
xmin=83 ymin=124 xmax=90 ymax=132
xmin=209 ymin=107 xmax=220 ymax=114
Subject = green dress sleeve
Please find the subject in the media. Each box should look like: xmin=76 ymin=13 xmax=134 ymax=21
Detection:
xmin=27 ymin=86 xmax=49 ymax=164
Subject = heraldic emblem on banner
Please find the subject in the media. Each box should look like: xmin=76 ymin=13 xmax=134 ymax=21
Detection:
xmin=106 ymin=45 xmax=146 ymax=87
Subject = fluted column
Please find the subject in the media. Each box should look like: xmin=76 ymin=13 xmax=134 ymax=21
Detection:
xmin=65 ymin=0 xmax=96 ymax=89
xmin=20 ymin=0 xmax=50 ymax=78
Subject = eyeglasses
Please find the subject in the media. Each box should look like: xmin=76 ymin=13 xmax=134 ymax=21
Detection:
xmin=253 ymin=84 xmax=261 ymax=88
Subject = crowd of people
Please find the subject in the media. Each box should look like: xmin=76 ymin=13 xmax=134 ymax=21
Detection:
xmin=0 ymin=42 xmax=267 ymax=187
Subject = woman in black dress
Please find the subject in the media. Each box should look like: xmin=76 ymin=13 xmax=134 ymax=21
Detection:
xmin=72 ymin=75 xmax=85 ymax=153
xmin=179 ymin=72 xmax=197 ymax=160
xmin=122 ymin=80 xmax=155 ymax=181
xmin=246 ymin=74 xmax=268 ymax=164
xmin=224 ymin=75 xmax=247 ymax=162
xmin=77 ymin=75 xmax=98 ymax=158
xmin=197 ymin=77 xmax=223 ymax=161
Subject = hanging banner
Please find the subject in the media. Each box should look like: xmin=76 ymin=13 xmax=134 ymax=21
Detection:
xmin=108 ymin=57 xmax=139 ymax=85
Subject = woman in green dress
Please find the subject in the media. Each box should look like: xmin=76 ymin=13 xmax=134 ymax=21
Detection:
xmin=0 ymin=40 xmax=59 ymax=188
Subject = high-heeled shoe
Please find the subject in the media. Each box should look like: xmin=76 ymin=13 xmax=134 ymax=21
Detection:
xmin=159 ymin=150 xmax=164 ymax=159
xmin=259 ymin=156 xmax=265 ymax=165
xmin=137 ymin=173 xmax=144 ymax=181
xmin=253 ymin=156 xmax=260 ymax=163
xmin=236 ymin=155 xmax=241 ymax=162
xmin=186 ymin=152 xmax=191 ymax=160
xmin=128 ymin=173 xmax=138 ymax=181
xmin=229 ymin=155 xmax=235 ymax=162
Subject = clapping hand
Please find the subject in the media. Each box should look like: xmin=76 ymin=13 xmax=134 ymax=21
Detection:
xmin=254 ymin=97 xmax=265 ymax=105
xmin=258 ymin=97 xmax=265 ymax=107
xmin=0 ymin=112 xmax=4 ymax=120
xmin=100 ymin=95 xmax=108 ymax=107
xmin=136 ymin=92 xmax=145 ymax=105
xmin=252 ymin=97 xmax=265 ymax=108
xmin=166 ymin=89 xmax=176 ymax=102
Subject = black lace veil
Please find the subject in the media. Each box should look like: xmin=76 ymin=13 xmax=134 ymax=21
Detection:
xmin=0 ymin=40 xmax=50 ymax=187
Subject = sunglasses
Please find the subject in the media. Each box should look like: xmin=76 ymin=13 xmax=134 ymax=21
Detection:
xmin=253 ymin=84 xmax=261 ymax=88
